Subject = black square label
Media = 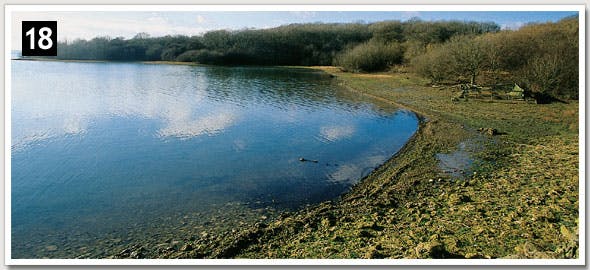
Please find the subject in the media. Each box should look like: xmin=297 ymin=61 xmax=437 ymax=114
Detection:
xmin=22 ymin=21 xmax=57 ymax=56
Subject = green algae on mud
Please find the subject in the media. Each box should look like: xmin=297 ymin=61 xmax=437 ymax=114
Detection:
xmin=113 ymin=67 xmax=579 ymax=259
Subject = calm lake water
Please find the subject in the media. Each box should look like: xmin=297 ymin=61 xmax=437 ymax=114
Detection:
xmin=11 ymin=60 xmax=418 ymax=258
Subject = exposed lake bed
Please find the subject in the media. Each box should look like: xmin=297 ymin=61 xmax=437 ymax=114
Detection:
xmin=207 ymin=67 xmax=578 ymax=259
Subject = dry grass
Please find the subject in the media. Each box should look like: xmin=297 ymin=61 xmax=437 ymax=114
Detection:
xmin=354 ymin=74 xmax=394 ymax=78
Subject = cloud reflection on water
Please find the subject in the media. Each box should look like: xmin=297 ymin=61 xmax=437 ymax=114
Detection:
xmin=157 ymin=112 xmax=237 ymax=139
xmin=11 ymin=63 xmax=240 ymax=151
xmin=319 ymin=125 xmax=355 ymax=142
xmin=327 ymin=154 xmax=387 ymax=184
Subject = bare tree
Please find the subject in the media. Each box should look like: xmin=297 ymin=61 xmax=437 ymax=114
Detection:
xmin=447 ymin=36 xmax=486 ymax=85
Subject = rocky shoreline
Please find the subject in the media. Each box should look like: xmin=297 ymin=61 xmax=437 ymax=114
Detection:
xmin=111 ymin=67 xmax=578 ymax=259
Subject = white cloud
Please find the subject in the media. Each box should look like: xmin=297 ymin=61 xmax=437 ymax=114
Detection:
xmin=290 ymin=11 xmax=317 ymax=19
xmin=10 ymin=12 xmax=211 ymax=50
xmin=147 ymin=15 xmax=168 ymax=24
xmin=501 ymin=21 xmax=525 ymax=30
xmin=401 ymin=11 xmax=421 ymax=20
xmin=196 ymin=15 xmax=206 ymax=24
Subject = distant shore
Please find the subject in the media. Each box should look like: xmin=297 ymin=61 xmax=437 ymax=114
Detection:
xmin=12 ymin=58 xmax=304 ymax=69
xmin=12 ymin=57 xmax=110 ymax=63
xmin=12 ymin=57 xmax=200 ymax=66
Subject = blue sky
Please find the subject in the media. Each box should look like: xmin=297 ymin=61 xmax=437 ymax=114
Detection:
xmin=173 ymin=11 xmax=577 ymax=30
xmin=11 ymin=10 xmax=578 ymax=49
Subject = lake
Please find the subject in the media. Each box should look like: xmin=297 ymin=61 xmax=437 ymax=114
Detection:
xmin=10 ymin=60 xmax=418 ymax=258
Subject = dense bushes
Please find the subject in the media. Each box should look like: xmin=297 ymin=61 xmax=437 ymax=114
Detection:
xmin=410 ymin=17 xmax=578 ymax=100
xmin=412 ymin=36 xmax=488 ymax=85
xmin=335 ymin=41 xmax=403 ymax=72
xmin=410 ymin=44 xmax=453 ymax=84
xmin=56 ymin=23 xmax=372 ymax=66
xmin=54 ymin=19 xmax=498 ymax=68
xmin=518 ymin=17 xmax=578 ymax=100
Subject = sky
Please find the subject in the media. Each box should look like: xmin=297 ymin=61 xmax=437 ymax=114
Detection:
xmin=10 ymin=10 xmax=578 ymax=50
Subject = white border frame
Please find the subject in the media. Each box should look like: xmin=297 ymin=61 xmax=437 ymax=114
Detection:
xmin=4 ymin=4 xmax=586 ymax=266
xmin=1 ymin=4 xmax=588 ymax=11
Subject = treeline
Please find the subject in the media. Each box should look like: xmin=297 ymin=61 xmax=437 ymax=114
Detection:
xmin=334 ymin=19 xmax=500 ymax=72
xmin=411 ymin=16 xmax=578 ymax=100
xmin=55 ymin=19 xmax=499 ymax=67
xmin=53 ymin=16 xmax=578 ymax=100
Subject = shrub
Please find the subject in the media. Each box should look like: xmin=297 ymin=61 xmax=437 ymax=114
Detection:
xmin=410 ymin=45 xmax=453 ymax=84
xmin=335 ymin=41 xmax=404 ymax=72
xmin=175 ymin=50 xmax=201 ymax=62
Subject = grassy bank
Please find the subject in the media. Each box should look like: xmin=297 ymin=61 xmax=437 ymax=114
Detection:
xmin=152 ymin=67 xmax=579 ymax=259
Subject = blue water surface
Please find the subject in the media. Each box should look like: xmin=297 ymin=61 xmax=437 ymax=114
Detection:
xmin=11 ymin=61 xmax=418 ymax=258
